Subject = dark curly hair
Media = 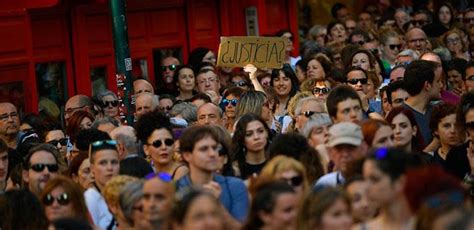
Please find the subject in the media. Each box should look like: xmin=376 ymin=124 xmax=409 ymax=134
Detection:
xmin=134 ymin=110 xmax=173 ymax=144
xmin=429 ymin=103 xmax=457 ymax=138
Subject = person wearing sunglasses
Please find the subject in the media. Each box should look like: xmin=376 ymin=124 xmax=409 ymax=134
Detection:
xmin=96 ymin=90 xmax=120 ymax=120
xmin=40 ymin=176 xmax=89 ymax=223
xmin=443 ymin=29 xmax=470 ymax=61
xmin=380 ymin=30 xmax=403 ymax=69
xmin=176 ymin=125 xmax=249 ymax=223
xmin=294 ymin=97 xmax=326 ymax=133
xmin=135 ymin=110 xmax=188 ymax=180
xmin=43 ymin=125 xmax=69 ymax=173
xmin=221 ymin=87 xmax=244 ymax=133
xmin=85 ymin=139 xmax=120 ymax=229
xmin=158 ymin=56 xmax=180 ymax=96
xmin=23 ymin=143 xmax=60 ymax=197
xmin=259 ymin=155 xmax=309 ymax=199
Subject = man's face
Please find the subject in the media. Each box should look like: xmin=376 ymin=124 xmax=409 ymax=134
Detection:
xmin=159 ymin=99 xmax=173 ymax=113
xmin=330 ymin=144 xmax=363 ymax=173
xmin=0 ymin=103 xmax=19 ymax=137
xmin=295 ymin=100 xmax=325 ymax=132
xmin=65 ymin=97 xmax=87 ymax=121
xmin=135 ymin=94 xmax=154 ymax=117
xmin=23 ymin=150 xmax=59 ymax=196
xmin=134 ymin=79 xmax=154 ymax=95
xmin=345 ymin=20 xmax=357 ymax=34
xmin=413 ymin=13 xmax=429 ymax=28
xmin=406 ymin=29 xmax=428 ymax=53
xmin=464 ymin=11 xmax=474 ymax=28
xmin=336 ymin=7 xmax=351 ymax=22
xmin=183 ymin=136 xmax=219 ymax=173
xmin=429 ymin=64 xmax=443 ymax=100
xmin=142 ymin=177 xmax=174 ymax=224
xmin=358 ymin=13 xmax=372 ymax=31
xmin=465 ymin=67 xmax=474 ymax=92
xmin=334 ymin=98 xmax=363 ymax=124
xmin=161 ymin=57 xmax=180 ymax=84
xmin=0 ymin=151 xmax=8 ymax=187
xmin=391 ymin=89 xmax=409 ymax=108
xmin=390 ymin=67 xmax=405 ymax=83
xmin=197 ymin=104 xmax=221 ymax=126
xmin=197 ymin=71 xmax=219 ymax=94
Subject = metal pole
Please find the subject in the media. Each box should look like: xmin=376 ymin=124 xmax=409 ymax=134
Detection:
xmin=109 ymin=0 xmax=134 ymax=125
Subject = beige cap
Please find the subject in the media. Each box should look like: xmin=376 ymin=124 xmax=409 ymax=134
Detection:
xmin=328 ymin=122 xmax=363 ymax=147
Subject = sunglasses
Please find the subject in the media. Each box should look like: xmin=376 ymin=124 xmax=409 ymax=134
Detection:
xmin=102 ymin=100 xmax=119 ymax=108
xmin=312 ymin=87 xmax=331 ymax=95
xmin=412 ymin=19 xmax=426 ymax=26
xmin=233 ymin=80 xmax=248 ymax=87
xmin=148 ymin=139 xmax=174 ymax=148
xmin=301 ymin=111 xmax=318 ymax=118
xmin=161 ymin=64 xmax=177 ymax=71
xmin=145 ymin=172 xmax=173 ymax=182
xmin=389 ymin=44 xmax=402 ymax=50
xmin=282 ymin=175 xmax=304 ymax=187
xmin=30 ymin=163 xmax=59 ymax=173
xmin=463 ymin=17 xmax=474 ymax=24
xmin=90 ymin=140 xmax=118 ymax=153
xmin=43 ymin=193 xmax=70 ymax=206
xmin=48 ymin=138 xmax=68 ymax=147
xmin=347 ymin=78 xmax=368 ymax=85
xmin=222 ymin=98 xmax=238 ymax=107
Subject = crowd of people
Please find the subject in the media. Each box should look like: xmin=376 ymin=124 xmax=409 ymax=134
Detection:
xmin=1 ymin=1 xmax=474 ymax=229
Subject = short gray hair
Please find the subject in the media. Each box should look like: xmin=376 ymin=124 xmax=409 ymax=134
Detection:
xmin=302 ymin=113 xmax=332 ymax=138
xmin=110 ymin=126 xmax=138 ymax=153
xmin=96 ymin=89 xmax=118 ymax=101
xmin=119 ymin=180 xmax=144 ymax=226
xmin=91 ymin=116 xmax=120 ymax=129
xmin=170 ymin=102 xmax=197 ymax=123
xmin=397 ymin=49 xmax=419 ymax=60
xmin=294 ymin=97 xmax=326 ymax=116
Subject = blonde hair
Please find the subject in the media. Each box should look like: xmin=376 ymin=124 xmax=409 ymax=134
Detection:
xmin=287 ymin=91 xmax=314 ymax=118
xmin=259 ymin=155 xmax=309 ymax=194
xmin=103 ymin=175 xmax=138 ymax=207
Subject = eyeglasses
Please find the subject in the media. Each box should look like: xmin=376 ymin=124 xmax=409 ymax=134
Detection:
xmin=30 ymin=163 xmax=59 ymax=173
xmin=222 ymin=98 xmax=238 ymax=107
xmin=347 ymin=78 xmax=368 ymax=85
xmin=145 ymin=172 xmax=172 ymax=182
xmin=312 ymin=87 xmax=331 ymax=95
xmin=446 ymin=37 xmax=460 ymax=45
xmin=0 ymin=112 xmax=18 ymax=121
xmin=43 ymin=193 xmax=70 ymax=206
xmin=281 ymin=175 xmax=304 ymax=187
xmin=300 ymin=111 xmax=318 ymax=118
xmin=48 ymin=138 xmax=68 ymax=147
xmin=102 ymin=100 xmax=119 ymax=108
xmin=233 ymin=80 xmax=248 ymax=87
xmin=412 ymin=19 xmax=426 ymax=26
xmin=388 ymin=44 xmax=403 ymax=50
xmin=148 ymin=139 xmax=174 ymax=148
xmin=161 ymin=64 xmax=177 ymax=71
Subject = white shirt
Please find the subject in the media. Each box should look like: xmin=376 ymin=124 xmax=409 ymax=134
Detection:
xmin=314 ymin=171 xmax=345 ymax=189
xmin=84 ymin=187 xmax=114 ymax=230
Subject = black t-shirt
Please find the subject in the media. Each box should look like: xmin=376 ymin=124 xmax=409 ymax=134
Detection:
xmin=445 ymin=142 xmax=471 ymax=179
xmin=241 ymin=161 xmax=266 ymax=180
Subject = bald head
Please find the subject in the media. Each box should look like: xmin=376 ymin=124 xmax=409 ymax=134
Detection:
xmin=65 ymin=95 xmax=92 ymax=120
xmin=406 ymin=28 xmax=428 ymax=53
xmin=134 ymin=79 xmax=154 ymax=95
xmin=197 ymin=103 xmax=222 ymax=126
xmin=0 ymin=102 xmax=20 ymax=139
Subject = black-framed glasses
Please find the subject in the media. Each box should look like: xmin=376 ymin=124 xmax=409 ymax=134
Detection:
xmin=347 ymin=78 xmax=368 ymax=85
xmin=412 ymin=19 xmax=427 ymax=26
xmin=48 ymin=138 xmax=68 ymax=147
xmin=312 ymin=87 xmax=331 ymax=95
xmin=102 ymin=100 xmax=119 ymax=108
xmin=282 ymin=175 xmax=303 ymax=187
xmin=389 ymin=44 xmax=402 ymax=50
xmin=30 ymin=163 xmax=59 ymax=173
xmin=222 ymin=98 xmax=238 ymax=107
xmin=43 ymin=193 xmax=70 ymax=206
xmin=301 ymin=111 xmax=318 ymax=118
xmin=408 ymin=38 xmax=426 ymax=44
xmin=148 ymin=139 xmax=174 ymax=148
xmin=161 ymin=64 xmax=177 ymax=71
xmin=145 ymin=172 xmax=172 ymax=182
xmin=233 ymin=80 xmax=248 ymax=87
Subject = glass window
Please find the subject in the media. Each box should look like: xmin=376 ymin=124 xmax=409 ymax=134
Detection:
xmin=90 ymin=66 xmax=108 ymax=97
xmin=132 ymin=59 xmax=149 ymax=80
xmin=36 ymin=62 xmax=67 ymax=120
xmin=0 ymin=81 xmax=25 ymax=114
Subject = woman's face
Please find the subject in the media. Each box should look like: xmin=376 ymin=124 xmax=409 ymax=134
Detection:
xmin=273 ymin=71 xmax=292 ymax=97
xmin=223 ymin=94 xmax=238 ymax=118
xmin=244 ymin=120 xmax=268 ymax=153
xmin=346 ymin=180 xmax=376 ymax=222
xmin=382 ymin=36 xmax=402 ymax=61
xmin=330 ymin=23 xmax=347 ymax=43
xmin=261 ymin=98 xmax=272 ymax=122
xmin=79 ymin=117 xmax=93 ymax=130
xmin=306 ymin=59 xmax=326 ymax=80
xmin=202 ymin=51 xmax=217 ymax=66
xmin=260 ymin=76 xmax=271 ymax=87
xmin=352 ymin=53 xmax=371 ymax=71
xmin=438 ymin=6 xmax=452 ymax=25
xmin=391 ymin=113 xmax=417 ymax=149
xmin=77 ymin=158 xmax=93 ymax=189
xmin=144 ymin=128 xmax=175 ymax=166
xmin=437 ymin=114 xmax=460 ymax=147
xmin=313 ymin=81 xmax=331 ymax=102
xmin=447 ymin=70 xmax=464 ymax=90
xmin=44 ymin=186 xmax=75 ymax=222
xmin=45 ymin=130 xmax=67 ymax=159
xmin=308 ymin=123 xmax=331 ymax=147
xmin=320 ymin=198 xmax=353 ymax=230
xmin=276 ymin=169 xmax=304 ymax=198
xmin=346 ymin=70 xmax=368 ymax=94
xmin=102 ymin=95 xmax=118 ymax=118
xmin=295 ymin=65 xmax=306 ymax=83
xmin=363 ymin=160 xmax=399 ymax=208
xmin=446 ymin=32 xmax=463 ymax=54
xmin=179 ymin=195 xmax=223 ymax=230
xmin=262 ymin=192 xmax=299 ymax=229
xmin=366 ymin=78 xmax=376 ymax=99
xmin=372 ymin=125 xmax=394 ymax=148
xmin=178 ymin=68 xmax=195 ymax=92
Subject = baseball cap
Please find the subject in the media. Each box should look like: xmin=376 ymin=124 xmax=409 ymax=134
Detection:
xmin=328 ymin=122 xmax=363 ymax=147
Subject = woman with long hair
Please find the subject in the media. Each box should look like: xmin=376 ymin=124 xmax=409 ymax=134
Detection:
xmin=361 ymin=119 xmax=394 ymax=149
xmin=65 ymin=110 xmax=95 ymax=144
xmin=220 ymin=86 xmax=245 ymax=133
xmin=231 ymin=113 xmax=271 ymax=180
xmin=386 ymin=106 xmax=425 ymax=153
xmin=270 ymin=64 xmax=299 ymax=117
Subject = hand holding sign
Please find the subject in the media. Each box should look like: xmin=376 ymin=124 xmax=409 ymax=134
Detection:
xmin=217 ymin=36 xmax=287 ymax=69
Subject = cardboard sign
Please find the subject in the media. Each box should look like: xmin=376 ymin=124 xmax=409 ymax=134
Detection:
xmin=217 ymin=36 xmax=287 ymax=69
